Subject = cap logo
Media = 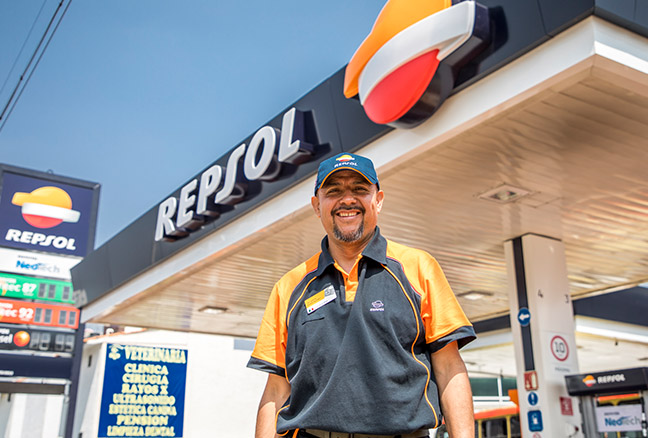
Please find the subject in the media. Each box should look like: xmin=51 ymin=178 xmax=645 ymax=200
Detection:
xmin=336 ymin=154 xmax=354 ymax=162
xmin=343 ymin=0 xmax=491 ymax=129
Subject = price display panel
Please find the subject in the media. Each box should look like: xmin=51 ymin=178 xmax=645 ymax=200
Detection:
xmin=0 ymin=324 xmax=75 ymax=353
xmin=0 ymin=298 xmax=78 ymax=329
xmin=0 ymin=272 xmax=74 ymax=304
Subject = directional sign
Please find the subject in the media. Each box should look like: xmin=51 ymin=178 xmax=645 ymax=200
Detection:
xmin=517 ymin=307 xmax=531 ymax=326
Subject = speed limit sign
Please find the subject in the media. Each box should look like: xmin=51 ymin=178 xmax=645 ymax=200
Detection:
xmin=551 ymin=335 xmax=569 ymax=361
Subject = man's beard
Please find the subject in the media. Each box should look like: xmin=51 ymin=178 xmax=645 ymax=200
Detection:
xmin=332 ymin=206 xmax=365 ymax=242
xmin=333 ymin=222 xmax=364 ymax=242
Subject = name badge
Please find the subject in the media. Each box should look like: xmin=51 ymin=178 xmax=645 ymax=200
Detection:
xmin=305 ymin=285 xmax=337 ymax=314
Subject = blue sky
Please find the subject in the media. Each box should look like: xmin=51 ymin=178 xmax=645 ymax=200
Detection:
xmin=0 ymin=0 xmax=384 ymax=247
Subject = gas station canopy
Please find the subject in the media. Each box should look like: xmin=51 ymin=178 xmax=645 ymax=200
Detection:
xmin=71 ymin=3 xmax=648 ymax=356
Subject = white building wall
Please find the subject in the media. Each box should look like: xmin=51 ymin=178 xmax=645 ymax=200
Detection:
xmin=0 ymin=393 xmax=63 ymax=438
xmin=74 ymin=342 xmax=106 ymax=438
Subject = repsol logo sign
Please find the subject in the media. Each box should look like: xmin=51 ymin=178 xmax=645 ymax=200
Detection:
xmin=5 ymin=229 xmax=76 ymax=250
xmin=155 ymin=108 xmax=316 ymax=242
xmin=597 ymin=373 xmax=626 ymax=384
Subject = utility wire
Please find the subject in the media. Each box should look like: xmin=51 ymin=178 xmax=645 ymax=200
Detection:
xmin=0 ymin=0 xmax=50 ymax=97
xmin=0 ymin=0 xmax=73 ymax=135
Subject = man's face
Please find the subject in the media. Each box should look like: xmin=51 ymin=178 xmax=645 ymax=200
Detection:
xmin=311 ymin=170 xmax=384 ymax=245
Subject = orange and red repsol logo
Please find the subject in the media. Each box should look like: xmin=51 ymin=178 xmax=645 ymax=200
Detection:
xmin=344 ymin=0 xmax=491 ymax=129
xmin=0 ymin=172 xmax=94 ymax=256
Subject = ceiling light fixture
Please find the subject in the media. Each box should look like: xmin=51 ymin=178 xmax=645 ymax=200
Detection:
xmin=198 ymin=306 xmax=228 ymax=315
xmin=478 ymin=184 xmax=531 ymax=204
xmin=456 ymin=290 xmax=494 ymax=301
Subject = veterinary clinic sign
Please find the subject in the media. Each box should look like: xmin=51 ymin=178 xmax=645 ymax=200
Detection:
xmin=98 ymin=344 xmax=188 ymax=438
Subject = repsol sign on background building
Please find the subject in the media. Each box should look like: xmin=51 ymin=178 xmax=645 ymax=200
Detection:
xmin=0 ymin=165 xmax=100 ymax=257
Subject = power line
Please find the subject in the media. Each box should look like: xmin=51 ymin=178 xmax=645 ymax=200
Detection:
xmin=0 ymin=0 xmax=50 ymax=97
xmin=0 ymin=0 xmax=73 ymax=135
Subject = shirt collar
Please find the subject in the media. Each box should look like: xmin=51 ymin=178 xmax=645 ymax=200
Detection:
xmin=316 ymin=227 xmax=388 ymax=275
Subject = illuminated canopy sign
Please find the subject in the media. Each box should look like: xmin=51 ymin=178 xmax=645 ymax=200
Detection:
xmin=155 ymin=108 xmax=317 ymax=242
xmin=98 ymin=344 xmax=188 ymax=438
xmin=343 ymin=0 xmax=491 ymax=128
xmin=0 ymin=169 xmax=98 ymax=257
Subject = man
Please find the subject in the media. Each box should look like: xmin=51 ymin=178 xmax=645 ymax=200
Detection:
xmin=248 ymin=153 xmax=476 ymax=438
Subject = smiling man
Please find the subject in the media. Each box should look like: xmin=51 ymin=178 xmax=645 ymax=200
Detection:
xmin=248 ymin=153 xmax=476 ymax=438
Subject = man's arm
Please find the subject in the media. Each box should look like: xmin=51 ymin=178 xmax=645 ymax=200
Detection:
xmin=256 ymin=373 xmax=291 ymax=438
xmin=431 ymin=341 xmax=474 ymax=438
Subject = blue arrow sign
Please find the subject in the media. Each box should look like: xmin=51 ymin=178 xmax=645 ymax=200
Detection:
xmin=518 ymin=307 xmax=531 ymax=326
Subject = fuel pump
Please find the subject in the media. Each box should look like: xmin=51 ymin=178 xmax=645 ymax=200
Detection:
xmin=565 ymin=367 xmax=648 ymax=437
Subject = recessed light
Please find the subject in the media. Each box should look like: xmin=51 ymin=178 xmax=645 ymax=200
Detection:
xmin=199 ymin=306 xmax=228 ymax=315
xmin=456 ymin=290 xmax=494 ymax=301
xmin=478 ymin=184 xmax=531 ymax=204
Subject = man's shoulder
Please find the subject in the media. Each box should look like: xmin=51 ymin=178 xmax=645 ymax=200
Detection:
xmin=385 ymin=238 xmax=437 ymax=266
xmin=275 ymin=251 xmax=321 ymax=290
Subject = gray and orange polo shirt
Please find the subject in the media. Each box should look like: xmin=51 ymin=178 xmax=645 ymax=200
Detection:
xmin=247 ymin=227 xmax=475 ymax=435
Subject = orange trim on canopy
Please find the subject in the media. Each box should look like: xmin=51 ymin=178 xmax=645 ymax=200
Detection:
xmin=343 ymin=0 xmax=452 ymax=98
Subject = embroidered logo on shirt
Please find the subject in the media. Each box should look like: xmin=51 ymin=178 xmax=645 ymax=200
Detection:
xmin=305 ymin=285 xmax=337 ymax=314
xmin=370 ymin=300 xmax=385 ymax=312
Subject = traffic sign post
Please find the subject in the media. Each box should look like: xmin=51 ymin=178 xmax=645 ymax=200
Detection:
xmin=506 ymin=235 xmax=583 ymax=437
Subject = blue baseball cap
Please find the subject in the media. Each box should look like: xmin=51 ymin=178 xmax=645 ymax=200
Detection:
xmin=314 ymin=153 xmax=380 ymax=195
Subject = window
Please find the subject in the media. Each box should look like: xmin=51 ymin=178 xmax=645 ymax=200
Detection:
xmin=59 ymin=310 xmax=67 ymax=325
xmin=68 ymin=311 xmax=77 ymax=326
xmin=62 ymin=286 xmax=72 ymax=301
xmin=481 ymin=418 xmax=507 ymax=438
xmin=510 ymin=415 xmax=521 ymax=438
xmin=44 ymin=308 xmax=52 ymax=324
xmin=47 ymin=284 xmax=56 ymax=299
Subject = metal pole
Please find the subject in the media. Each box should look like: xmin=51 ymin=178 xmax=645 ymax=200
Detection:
xmin=63 ymin=321 xmax=85 ymax=438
